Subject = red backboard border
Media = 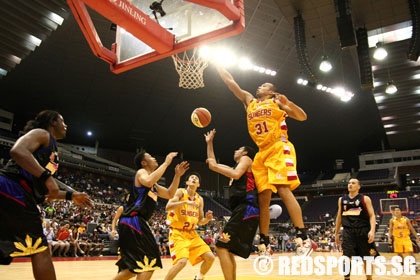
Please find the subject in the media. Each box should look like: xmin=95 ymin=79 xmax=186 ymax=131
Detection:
xmin=67 ymin=0 xmax=245 ymax=74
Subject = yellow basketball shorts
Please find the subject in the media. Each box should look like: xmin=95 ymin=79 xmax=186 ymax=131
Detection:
xmin=393 ymin=237 xmax=413 ymax=253
xmin=252 ymin=140 xmax=300 ymax=193
xmin=168 ymin=228 xmax=212 ymax=266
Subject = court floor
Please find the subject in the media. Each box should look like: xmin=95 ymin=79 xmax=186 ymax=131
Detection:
xmin=2 ymin=252 xmax=419 ymax=280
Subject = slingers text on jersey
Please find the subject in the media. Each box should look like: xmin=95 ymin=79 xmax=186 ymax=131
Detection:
xmin=248 ymin=108 xmax=272 ymax=120
xmin=180 ymin=209 xmax=199 ymax=217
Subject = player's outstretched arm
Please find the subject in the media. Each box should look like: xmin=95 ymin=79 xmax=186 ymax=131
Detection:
xmin=215 ymin=64 xmax=254 ymax=108
xmin=166 ymin=189 xmax=198 ymax=211
xmin=204 ymin=129 xmax=250 ymax=180
xmin=205 ymin=129 xmax=217 ymax=160
xmin=274 ymin=94 xmax=307 ymax=121
xmin=208 ymin=156 xmax=250 ymax=181
xmin=137 ymin=152 xmax=178 ymax=188
xmin=47 ymin=178 xmax=93 ymax=207
xmin=157 ymin=161 xmax=189 ymax=199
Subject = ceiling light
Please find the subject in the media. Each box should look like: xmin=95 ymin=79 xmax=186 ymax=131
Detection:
xmin=373 ymin=81 xmax=383 ymax=87
xmin=212 ymin=47 xmax=237 ymax=66
xmin=296 ymin=78 xmax=308 ymax=85
xmin=27 ymin=34 xmax=42 ymax=47
xmin=373 ymin=42 xmax=388 ymax=60
xmin=265 ymin=69 xmax=275 ymax=75
xmin=49 ymin=12 xmax=64 ymax=26
xmin=200 ymin=46 xmax=274 ymax=76
xmin=386 ymin=131 xmax=398 ymax=135
xmin=375 ymin=95 xmax=386 ymax=103
xmin=340 ymin=91 xmax=354 ymax=102
xmin=384 ymin=58 xmax=396 ymax=94
xmin=319 ymin=55 xmax=332 ymax=72
xmin=318 ymin=22 xmax=332 ymax=73
xmin=298 ymin=77 xmax=353 ymax=101
xmin=238 ymin=57 xmax=253 ymax=70
xmin=381 ymin=116 xmax=395 ymax=121
xmin=198 ymin=46 xmax=211 ymax=59
xmin=385 ymin=81 xmax=398 ymax=94
xmin=384 ymin=124 xmax=396 ymax=128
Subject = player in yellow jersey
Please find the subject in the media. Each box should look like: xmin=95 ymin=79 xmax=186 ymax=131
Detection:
xmin=164 ymin=172 xmax=215 ymax=280
xmin=388 ymin=206 xmax=420 ymax=260
xmin=215 ymin=64 xmax=316 ymax=257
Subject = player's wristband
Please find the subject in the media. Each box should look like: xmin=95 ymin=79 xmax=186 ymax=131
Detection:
xmin=38 ymin=169 xmax=52 ymax=182
xmin=65 ymin=191 xmax=74 ymax=201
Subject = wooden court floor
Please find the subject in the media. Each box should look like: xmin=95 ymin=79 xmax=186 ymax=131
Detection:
xmin=2 ymin=252 xmax=419 ymax=280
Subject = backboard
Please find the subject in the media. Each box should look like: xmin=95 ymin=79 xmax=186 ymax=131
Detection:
xmin=379 ymin=198 xmax=409 ymax=215
xmin=67 ymin=0 xmax=245 ymax=74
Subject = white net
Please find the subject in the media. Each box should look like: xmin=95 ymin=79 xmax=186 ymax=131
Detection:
xmin=379 ymin=198 xmax=409 ymax=214
xmin=172 ymin=48 xmax=209 ymax=89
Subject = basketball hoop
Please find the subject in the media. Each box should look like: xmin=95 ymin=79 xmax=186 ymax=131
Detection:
xmin=172 ymin=48 xmax=209 ymax=89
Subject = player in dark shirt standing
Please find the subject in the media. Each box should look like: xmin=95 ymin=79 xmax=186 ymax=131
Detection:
xmin=335 ymin=178 xmax=376 ymax=280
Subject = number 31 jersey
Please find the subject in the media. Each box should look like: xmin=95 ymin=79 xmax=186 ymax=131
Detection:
xmin=247 ymin=98 xmax=289 ymax=148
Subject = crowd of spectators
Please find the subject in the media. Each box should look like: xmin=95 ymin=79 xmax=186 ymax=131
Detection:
xmin=41 ymin=200 xmax=114 ymax=257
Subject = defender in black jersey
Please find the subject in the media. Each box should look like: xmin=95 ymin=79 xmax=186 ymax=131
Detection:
xmin=113 ymin=150 xmax=189 ymax=280
xmin=204 ymin=129 xmax=259 ymax=280
xmin=334 ymin=178 xmax=377 ymax=280
xmin=0 ymin=110 xmax=93 ymax=280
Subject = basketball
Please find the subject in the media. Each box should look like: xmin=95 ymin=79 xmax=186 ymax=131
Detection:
xmin=269 ymin=204 xmax=282 ymax=219
xmin=191 ymin=107 xmax=211 ymax=128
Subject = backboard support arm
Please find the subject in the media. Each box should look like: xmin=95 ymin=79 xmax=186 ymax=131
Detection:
xmin=67 ymin=0 xmax=245 ymax=73
xmin=67 ymin=0 xmax=117 ymax=64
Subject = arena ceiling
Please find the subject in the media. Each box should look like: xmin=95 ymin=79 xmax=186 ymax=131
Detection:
xmin=0 ymin=0 xmax=419 ymax=171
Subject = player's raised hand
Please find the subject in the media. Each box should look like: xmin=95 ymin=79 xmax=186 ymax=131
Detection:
xmin=204 ymin=129 xmax=216 ymax=143
xmin=273 ymin=93 xmax=291 ymax=110
xmin=175 ymin=161 xmax=190 ymax=176
xmin=164 ymin=152 xmax=178 ymax=165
